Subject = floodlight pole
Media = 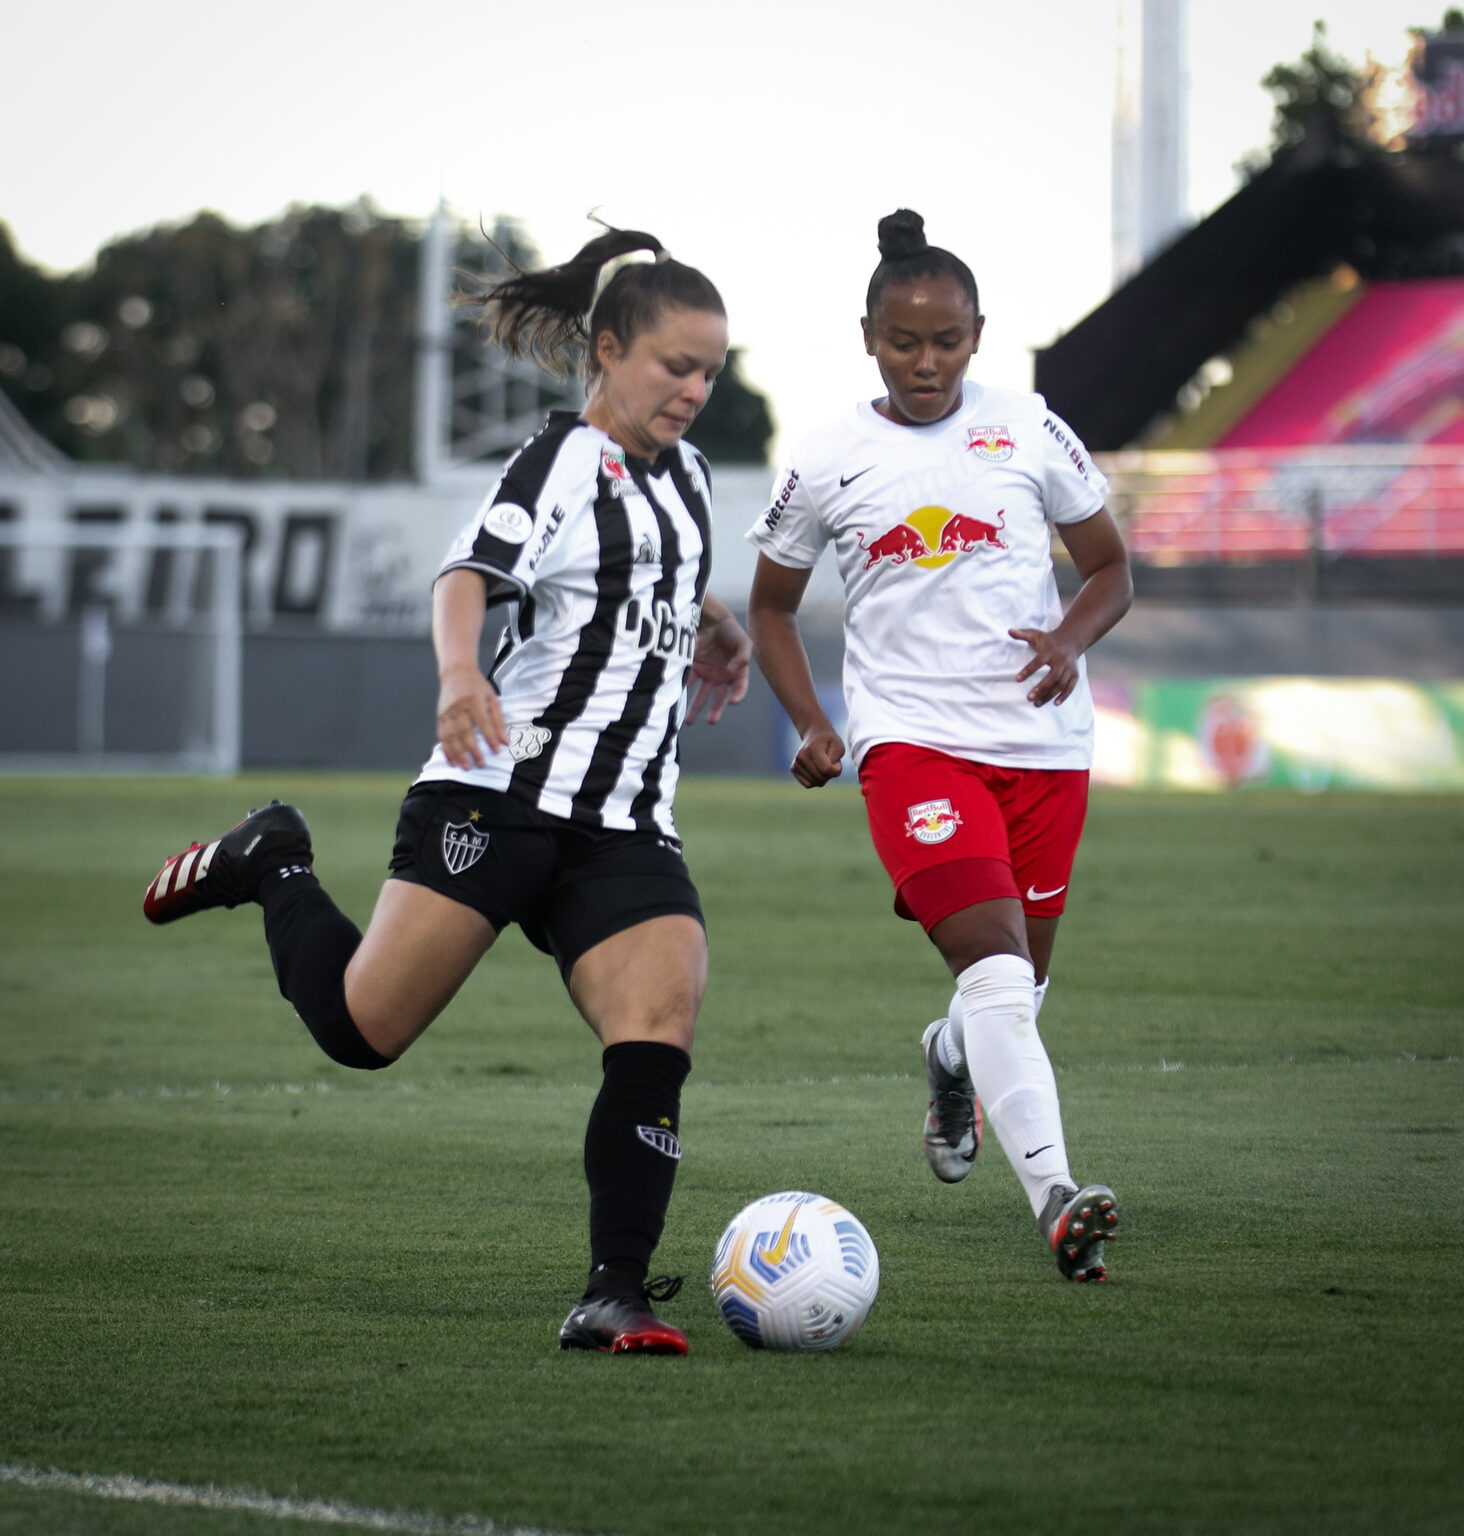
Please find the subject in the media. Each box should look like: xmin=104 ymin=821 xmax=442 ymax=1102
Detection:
xmin=414 ymin=199 xmax=451 ymax=486
xmin=1112 ymin=0 xmax=1190 ymax=289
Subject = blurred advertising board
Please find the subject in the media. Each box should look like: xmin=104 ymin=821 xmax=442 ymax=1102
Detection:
xmin=1093 ymin=678 xmax=1464 ymax=791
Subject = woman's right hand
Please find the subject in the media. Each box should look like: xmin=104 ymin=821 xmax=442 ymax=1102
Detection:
xmin=437 ymin=663 xmax=506 ymax=769
xmin=792 ymin=726 xmax=846 ymax=788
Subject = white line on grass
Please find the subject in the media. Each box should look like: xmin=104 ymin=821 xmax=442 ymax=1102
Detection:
xmin=0 ymin=1464 xmax=611 ymax=1536
xmin=1 ymin=1054 xmax=1453 ymax=1108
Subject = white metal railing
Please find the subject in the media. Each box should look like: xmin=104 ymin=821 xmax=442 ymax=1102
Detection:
xmin=1097 ymin=446 xmax=1464 ymax=563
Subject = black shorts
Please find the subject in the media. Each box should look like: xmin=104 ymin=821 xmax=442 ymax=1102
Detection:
xmin=387 ymin=782 xmax=704 ymax=983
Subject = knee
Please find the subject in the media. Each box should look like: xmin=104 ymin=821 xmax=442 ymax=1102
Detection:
xmin=930 ymin=910 xmax=1030 ymax=979
xmin=338 ymin=1032 xmax=397 ymax=1070
xmin=301 ymin=982 xmax=398 ymax=1070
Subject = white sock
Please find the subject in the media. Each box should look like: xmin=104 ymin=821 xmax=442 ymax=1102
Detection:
xmin=936 ymin=973 xmax=1049 ymax=1073
xmin=934 ymin=970 xmax=1050 ymax=1081
xmin=951 ymin=954 xmax=1073 ymax=1219
xmin=934 ymin=991 xmax=966 ymax=1076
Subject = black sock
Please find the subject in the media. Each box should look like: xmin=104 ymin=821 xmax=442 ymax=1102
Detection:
xmin=582 ymin=1041 xmax=691 ymax=1298
xmin=259 ymin=871 xmax=391 ymax=1070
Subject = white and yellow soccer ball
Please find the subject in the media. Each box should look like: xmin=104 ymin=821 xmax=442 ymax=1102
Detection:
xmin=710 ymin=1191 xmax=880 ymax=1351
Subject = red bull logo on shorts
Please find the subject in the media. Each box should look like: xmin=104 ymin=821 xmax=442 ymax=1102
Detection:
xmin=904 ymin=798 xmax=963 ymax=845
xmin=966 ymin=425 xmax=1016 ymax=461
xmin=855 ymin=505 xmax=1007 ymax=570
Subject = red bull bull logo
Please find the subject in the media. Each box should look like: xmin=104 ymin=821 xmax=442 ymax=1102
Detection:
xmin=904 ymin=798 xmax=963 ymax=845
xmin=855 ymin=505 xmax=1007 ymax=570
xmin=937 ymin=510 xmax=1007 ymax=553
xmin=966 ymin=425 xmax=1016 ymax=461
xmin=855 ymin=522 xmax=930 ymax=568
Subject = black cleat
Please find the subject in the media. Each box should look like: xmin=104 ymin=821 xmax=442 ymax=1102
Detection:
xmin=143 ymin=801 xmax=312 ymax=924
xmin=558 ymin=1275 xmax=689 ymax=1355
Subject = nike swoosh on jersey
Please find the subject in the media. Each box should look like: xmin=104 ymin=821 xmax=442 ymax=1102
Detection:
xmin=1026 ymin=884 xmax=1067 ymax=902
xmin=839 ymin=467 xmax=875 ymax=487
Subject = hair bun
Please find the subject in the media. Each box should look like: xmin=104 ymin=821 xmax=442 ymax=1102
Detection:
xmin=877 ymin=209 xmax=927 ymax=262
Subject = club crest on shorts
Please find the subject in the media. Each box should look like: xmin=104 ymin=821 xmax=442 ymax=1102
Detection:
xmin=904 ymin=798 xmax=963 ymax=844
xmin=442 ymin=819 xmax=489 ymax=875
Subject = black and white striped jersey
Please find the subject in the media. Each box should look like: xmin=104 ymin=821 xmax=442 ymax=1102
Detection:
xmin=416 ymin=412 xmax=713 ymax=837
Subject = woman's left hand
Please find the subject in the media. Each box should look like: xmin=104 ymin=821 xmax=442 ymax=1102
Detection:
xmin=687 ymin=604 xmax=752 ymax=725
xmin=1009 ymin=626 xmax=1082 ymax=707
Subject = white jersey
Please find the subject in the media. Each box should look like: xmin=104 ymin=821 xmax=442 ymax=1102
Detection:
xmin=747 ymin=383 xmax=1107 ymax=770
xmin=419 ymin=412 xmax=712 ymax=837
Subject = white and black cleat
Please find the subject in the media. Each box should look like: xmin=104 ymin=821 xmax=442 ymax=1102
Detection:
xmin=920 ymin=1019 xmax=982 ymax=1183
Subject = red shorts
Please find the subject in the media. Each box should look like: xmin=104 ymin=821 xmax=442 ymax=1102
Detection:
xmin=858 ymin=743 xmax=1089 ymax=932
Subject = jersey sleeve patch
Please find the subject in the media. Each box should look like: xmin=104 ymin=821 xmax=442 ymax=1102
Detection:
xmin=1039 ymin=411 xmax=1109 ymax=524
xmin=483 ymin=502 xmax=533 ymax=545
xmin=437 ymin=422 xmax=595 ymax=593
xmin=745 ymin=464 xmax=826 ymax=566
xmin=436 ymin=490 xmax=535 ymax=593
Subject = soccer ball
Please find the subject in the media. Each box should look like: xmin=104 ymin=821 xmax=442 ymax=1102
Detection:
xmin=710 ymin=1191 xmax=880 ymax=1351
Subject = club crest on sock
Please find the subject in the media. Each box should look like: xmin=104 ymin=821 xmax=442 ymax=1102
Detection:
xmin=635 ymin=1123 xmax=682 ymax=1160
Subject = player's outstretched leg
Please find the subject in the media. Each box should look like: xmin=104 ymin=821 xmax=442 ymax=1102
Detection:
xmin=558 ymin=1275 xmax=689 ymax=1354
xmin=143 ymin=801 xmax=312 ymax=923
xmin=144 ymin=801 xmax=388 ymax=1072
xmin=920 ymin=1018 xmax=981 ymax=1182
xmin=1039 ymin=1183 xmax=1119 ymax=1282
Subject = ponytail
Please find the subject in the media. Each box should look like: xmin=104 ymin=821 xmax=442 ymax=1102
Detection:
xmin=464 ymin=224 xmax=724 ymax=381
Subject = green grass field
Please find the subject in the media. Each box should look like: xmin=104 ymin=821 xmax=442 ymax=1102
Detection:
xmin=2 ymin=775 xmax=1462 ymax=1536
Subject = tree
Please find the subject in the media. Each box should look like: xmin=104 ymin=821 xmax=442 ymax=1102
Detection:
xmin=684 ymin=349 xmax=775 ymax=465
xmin=1259 ymin=19 xmax=1381 ymax=157
xmin=0 ymin=205 xmax=777 ymax=477
xmin=0 ymin=223 xmax=74 ymax=452
xmin=0 ymin=201 xmax=423 ymax=478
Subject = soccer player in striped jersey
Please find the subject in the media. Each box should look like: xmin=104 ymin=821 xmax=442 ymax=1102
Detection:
xmin=746 ymin=210 xmax=1132 ymax=1282
xmin=144 ymin=227 xmax=752 ymax=1353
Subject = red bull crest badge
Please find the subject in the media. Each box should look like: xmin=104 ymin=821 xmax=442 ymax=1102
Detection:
xmin=966 ymin=426 xmax=1016 ymax=461
xmin=904 ymin=798 xmax=963 ymax=845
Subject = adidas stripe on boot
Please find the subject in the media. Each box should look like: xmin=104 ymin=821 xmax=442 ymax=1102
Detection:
xmin=143 ymin=801 xmax=312 ymax=924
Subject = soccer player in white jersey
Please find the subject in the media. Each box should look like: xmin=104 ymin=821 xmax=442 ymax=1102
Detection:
xmin=746 ymin=210 xmax=1133 ymax=1282
xmin=143 ymin=227 xmax=752 ymax=1351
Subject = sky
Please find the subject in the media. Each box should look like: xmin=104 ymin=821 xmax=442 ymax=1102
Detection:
xmin=2 ymin=0 xmax=1439 ymax=460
